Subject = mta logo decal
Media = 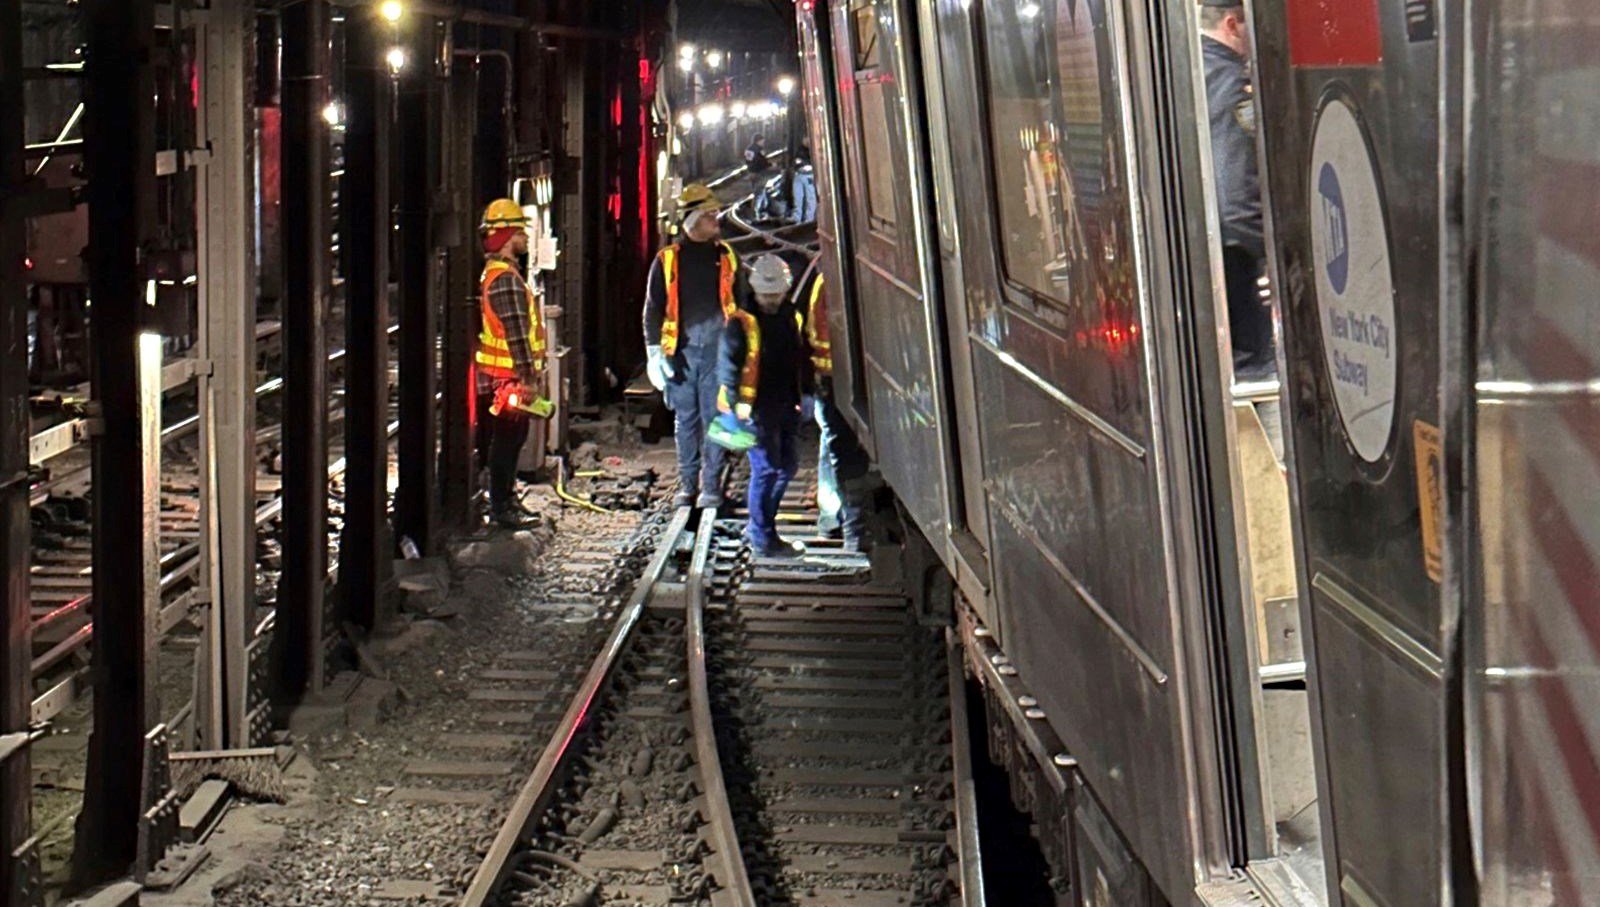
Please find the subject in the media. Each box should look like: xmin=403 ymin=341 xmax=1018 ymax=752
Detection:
xmin=1317 ymin=162 xmax=1349 ymax=295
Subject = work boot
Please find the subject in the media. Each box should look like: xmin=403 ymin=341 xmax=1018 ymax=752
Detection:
xmin=672 ymin=491 xmax=695 ymax=509
xmin=841 ymin=533 xmax=870 ymax=555
xmin=492 ymin=504 xmax=538 ymax=530
xmin=695 ymin=492 xmax=723 ymax=510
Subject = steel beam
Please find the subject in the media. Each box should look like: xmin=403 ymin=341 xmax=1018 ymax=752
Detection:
xmin=195 ymin=0 xmax=258 ymax=748
xmin=395 ymin=22 xmax=439 ymax=553
xmin=277 ymin=0 xmax=331 ymax=700
xmin=341 ymin=8 xmax=394 ymax=629
xmin=0 ymin=0 xmax=37 ymax=900
xmin=73 ymin=0 xmax=159 ymax=887
xmin=439 ymin=66 xmax=479 ymax=530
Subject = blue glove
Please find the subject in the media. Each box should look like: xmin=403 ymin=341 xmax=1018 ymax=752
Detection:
xmin=646 ymin=345 xmax=674 ymax=391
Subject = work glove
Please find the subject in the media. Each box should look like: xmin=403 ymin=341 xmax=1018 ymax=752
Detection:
xmin=646 ymin=345 xmax=671 ymax=391
xmin=735 ymin=402 xmax=753 ymax=422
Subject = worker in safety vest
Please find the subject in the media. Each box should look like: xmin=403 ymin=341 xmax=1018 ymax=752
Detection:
xmin=802 ymin=268 xmax=868 ymax=552
xmin=477 ymin=199 xmax=549 ymax=530
xmin=718 ymin=254 xmax=808 ymax=557
xmin=643 ymin=183 xmax=739 ymax=508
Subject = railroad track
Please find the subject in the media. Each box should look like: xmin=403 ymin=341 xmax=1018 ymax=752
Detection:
xmin=465 ymin=477 xmax=984 ymax=906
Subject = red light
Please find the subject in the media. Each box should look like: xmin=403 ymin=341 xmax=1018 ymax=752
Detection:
xmin=800 ymin=0 xmax=814 ymax=11
xmin=23 ymin=257 xmax=34 ymax=271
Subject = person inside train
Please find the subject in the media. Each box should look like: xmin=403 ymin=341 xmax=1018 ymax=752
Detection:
xmin=1200 ymin=0 xmax=1276 ymax=380
xmin=719 ymin=254 xmax=809 ymax=557
xmin=800 ymin=266 xmax=868 ymax=553
xmin=643 ymin=184 xmax=741 ymax=509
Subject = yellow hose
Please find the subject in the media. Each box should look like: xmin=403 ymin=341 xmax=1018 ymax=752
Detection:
xmin=554 ymin=457 xmax=613 ymax=514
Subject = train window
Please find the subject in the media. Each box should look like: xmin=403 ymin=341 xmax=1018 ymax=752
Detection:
xmin=852 ymin=5 xmax=882 ymax=70
xmin=856 ymin=78 xmax=899 ymax=233
xmin=977 ymin=0 xmax=1133 ymax=312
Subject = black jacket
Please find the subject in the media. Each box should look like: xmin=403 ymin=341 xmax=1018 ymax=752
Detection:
xmin=1203 ymin=36 xmax=1265 ymax=260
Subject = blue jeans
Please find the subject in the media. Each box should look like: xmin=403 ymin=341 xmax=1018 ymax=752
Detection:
xmin=746 ymin=409 xmax=800 ymax=547
xmin=665 ymin=341 xmax=726 ymax=497
xmin=815 ymin=393 xmax=865 ymax=539
xmin=792 ymin=171 xmax=817 ymax=223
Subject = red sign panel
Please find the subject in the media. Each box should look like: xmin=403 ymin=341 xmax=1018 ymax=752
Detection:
xmin=1286 ymin=0 xmax=1385 ymax=68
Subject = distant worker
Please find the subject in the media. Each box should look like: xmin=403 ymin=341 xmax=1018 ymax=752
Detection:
xmin=791 ymin=141 xmax=817 ymax=224
xmin=644 ymin=184 xmax=740 ymax=508
xmin=745 ymin=134 xmax=773 ymax=200
xmin=477 ymin=199 xmax=549 ymax=529
xmin=802 ymin=268 xmax=867 ymax=552
xmin=1200 ymin=0 xmax=1275 ymax=379
xmin=720 ymin=255 xmax=808 ymax=557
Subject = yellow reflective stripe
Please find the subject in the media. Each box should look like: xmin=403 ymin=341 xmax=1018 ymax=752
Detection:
xmin=734 ymin=310 xmax=761 ymax=404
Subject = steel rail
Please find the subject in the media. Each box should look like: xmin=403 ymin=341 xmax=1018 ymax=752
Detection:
xmin=946 ymin=630 xmax=987 ymax=907
xmin=460 ymin=504 xmax=695 ymax=906
xmin=685 ymin=516 xmax=758 ymax=905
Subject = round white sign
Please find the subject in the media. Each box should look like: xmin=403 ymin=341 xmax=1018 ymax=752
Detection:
xmin=1308 ymin=97 xmax=1397 ymax=463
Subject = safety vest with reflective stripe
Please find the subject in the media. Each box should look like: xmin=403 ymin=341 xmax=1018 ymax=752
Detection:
xmin=719 ymin=307 xmax=806 ymax=413
xmin=805 ymin=274 xmax=831 ymax=376
xmin=477 ymin=259 xmax=546 ymax=379
xmin=659 ymin=241 xmax=738 ymax=356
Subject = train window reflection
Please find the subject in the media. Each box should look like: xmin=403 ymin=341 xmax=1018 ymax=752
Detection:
xmin=977 ymin=0 xmax=1132 ymax=314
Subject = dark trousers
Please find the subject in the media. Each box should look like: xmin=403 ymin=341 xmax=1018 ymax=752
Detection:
xmin=814 ymin=391 xmax=866 ymax=539
xmin=664 ymin=341 xmax=727 ymax=497
xmin=1223 ymin=246 xmax=1275 ymax=378
xmin=745 ymin=408 xmax=800 ymax=547
xmin=476 ymin=391 xmax=530 ymax=512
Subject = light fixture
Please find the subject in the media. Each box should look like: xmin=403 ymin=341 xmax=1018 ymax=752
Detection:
xmin=379 ymin=0 xmax=404 ymax=23
xmin=322 ymin=101 xmax=343 ymax=126
xmin=776 ymin=75 xmax=796 ymax=97
xmin=385 ymin=46 xmax=407 ymax=74
xmin=698 ymin=103 xmax=724 ymax=125
xmin=678 ymin=43 xmax=696 ymax=59
xmin=677 ymin=56 xmax=694 ymax=73
xmin=730 ymin=100 xmax=747 ymax=119
xmin=677 ymin=111 xmax=696 ymax=131
xmin=706 ymin=50 xmax=724 ymax=69
xmin=1019 ymin=1 xmax=1040 ymax=19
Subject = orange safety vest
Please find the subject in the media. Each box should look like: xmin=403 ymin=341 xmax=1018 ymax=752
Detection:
xmin=659 ymin=241 xmax=738 ymax=356
xmin=805 ymin=275 xmax=831 ymax=376
xmin=719 ymin=307 xmax=806 ymax=414
xmin=477 ymin=259 xmax=547 ymax=379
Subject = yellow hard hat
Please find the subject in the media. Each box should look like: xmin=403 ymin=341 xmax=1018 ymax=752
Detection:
xmin=481 ymin=198 xmax=531 ymax=231
xmin=677 ymin=183 xmax=721 ymax=213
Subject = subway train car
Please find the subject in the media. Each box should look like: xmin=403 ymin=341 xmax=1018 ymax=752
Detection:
xmin=797 ymin=0 xmax=1600 ymax=905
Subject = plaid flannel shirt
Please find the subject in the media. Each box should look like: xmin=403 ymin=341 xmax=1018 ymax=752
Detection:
xmin=477 ymin=260 xmax=542 ymax=395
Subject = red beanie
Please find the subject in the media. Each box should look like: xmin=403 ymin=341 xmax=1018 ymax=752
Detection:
xmin=483 ymin=227 xmax=519 ymax=254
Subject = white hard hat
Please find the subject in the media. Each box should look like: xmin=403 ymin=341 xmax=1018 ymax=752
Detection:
xmin=749 ymin=254 xmax=793 ymax=296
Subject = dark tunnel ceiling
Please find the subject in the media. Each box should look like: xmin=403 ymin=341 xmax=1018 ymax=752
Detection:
xmin=675 ymin=0 xmax=795 ymax=53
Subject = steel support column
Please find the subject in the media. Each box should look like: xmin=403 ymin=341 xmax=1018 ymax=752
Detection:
xmin=341 ymin=9 xmax=393 ymax=629
xmin=196 ymin=0 xmax=258 ymax=747
xmin=277 ymin=0 xmax=331 ymax=699
xmin=439 ymin=66 xmax=479 ymax=530
xmin=73 ymin=0 xmax=159 ymax=886
xmin=395 ymin=22 xmax=438 ymax=553
xmin=0 ymin=0 xmax=37 ymax=900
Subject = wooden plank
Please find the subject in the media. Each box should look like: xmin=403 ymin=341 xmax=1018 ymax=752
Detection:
xmin=754 ymin=674 xmax=902 ymax=693
xmin=401 ymin=760 xmax=513 ymax=778
xmin=775 ymin=824 xmax=899 ymax=846
xmin=768 ymin=796 xmax=901 ymax=816
xmin=784 ymin=854 xmax=912 ymax=875
xmin=764 ymin=767 xmax=906 ymax=787
xmin=742 ymin=638 xmax=901 ymax=658
xmin=390 ymin=787 xmax=497 ymax=805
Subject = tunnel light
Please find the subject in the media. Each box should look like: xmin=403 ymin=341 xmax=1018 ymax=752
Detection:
xmin=678 ymin=43 xmax=696 ymax=59
xmin=730 ymin=101 xmax=747 ymax=119
xmin=749 ymin=100 xmax=775 ymax=120
xmin=380 ymin=0 xmax=404 ymax=23
xmin=706 ymin=50 xmax=724 ymax=69
xmin=1019 ymin=1 xmax=1041 ymax=19
xmin=698 ymin=104 xmax=724 ymax=125
xmin=677 ymin=56 xmax=695 ymax=73
xmin=677 ymin=111 xmax=696 ymax=131
xmin=322 ymin=101 xmax=344 ymax=126
xmin=776 ymin=75 xmax=796 ymax=97
xmin=385 ymin=46 xmax=407 ymax=74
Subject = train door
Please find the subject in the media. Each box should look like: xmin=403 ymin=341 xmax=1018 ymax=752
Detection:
xmin=823 ymin=0 xmax=960 ymax=562
xmin=1250 ymin=1 xmax=1451 ymax=904
xmin=910 ymin=0 xmax=993 ymax=609
xmin=797 ymin=1 xmax=873 ymax=448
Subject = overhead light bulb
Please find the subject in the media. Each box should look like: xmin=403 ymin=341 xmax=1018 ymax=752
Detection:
xmin=677 ymin=56 xmax=694 ymax=73
xmin=379 ymin=1 xmax=404 ymax=23
xmin=677 ymin=111 xmax=696 ymax=131
xmin=730 ymin=101 xmax=747 ymax=119
xmin=776 ymin=75 xmax=796 ymax=97
xmin=322 ymin=101 xmax=343 ymax=126
xmin=385 ymin=46 xmax=407 ymax=74
xmin=698 ymin=104 xmax=724 ymax=125
xmin=678 ymin=43 xmax=696 ymax=59
xmin=706 ymin=50 xmax=724 ymax=69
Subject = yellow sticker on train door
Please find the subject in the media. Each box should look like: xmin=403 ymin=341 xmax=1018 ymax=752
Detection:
xmin=1413 ymin=420 xmax=1444 ymax=583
